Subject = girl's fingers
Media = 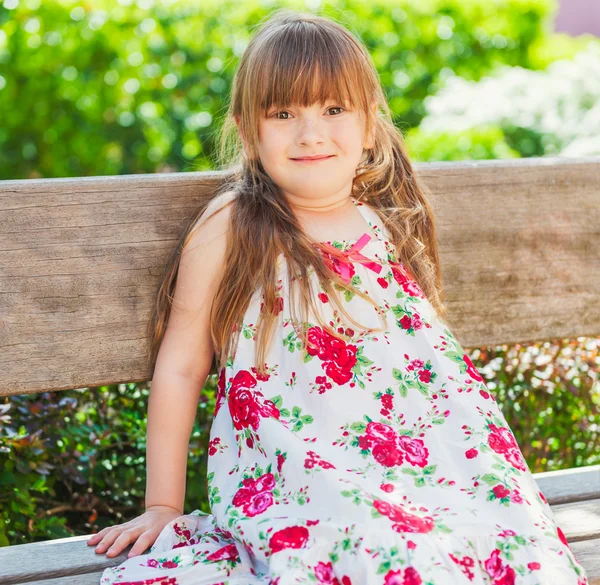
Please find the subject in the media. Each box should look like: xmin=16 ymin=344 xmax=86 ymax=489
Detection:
xmin=94 ymin=527 xmax=126 ymax=554
xmin=87 ymin=526 xmax=111 ymax=544
xmin=86 ymin=524 xmax=120 ymax=545
xmin=127 ymin=531 xmax=154 ymax=558
xmin=105 ymin=528 xmax=140 ymax=557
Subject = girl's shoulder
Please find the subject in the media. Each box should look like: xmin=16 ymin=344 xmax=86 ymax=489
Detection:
xmin=185 ymin=190 xmax=237 ymax=252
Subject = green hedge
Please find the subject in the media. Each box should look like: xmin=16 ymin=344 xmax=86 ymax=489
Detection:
xmin=1 ymin=0 xmax=560 ymax=180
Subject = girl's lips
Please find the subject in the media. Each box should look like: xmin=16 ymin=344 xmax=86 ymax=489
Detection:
xmin=291 ymin=155 xmax=334 ymax=163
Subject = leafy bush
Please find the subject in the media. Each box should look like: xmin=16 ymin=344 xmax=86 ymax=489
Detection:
xmin=0 ymin=0 xmax=560 ymax=180
xmin=0 ymin=379 xmax=218 ymax=546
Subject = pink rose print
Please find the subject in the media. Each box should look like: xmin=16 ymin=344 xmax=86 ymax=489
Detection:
xmin=372 ymin=442 xmax=403 ymax=467
xmin=465 ymin=447 xmax=478 ymax=459
xmin=305 ymin=450 xmax=336 ymax=470
xmin=366 ymin=421 xmax=397 ymax=442
xmin=243 ymin=490 xmax=273 ymax=517
xmin=312 ymin=560 xmax=354 ymax=584
xmin=356 ymin=423 xmax=429 ymax=469
xmin=463 ymin=354 xmax=484 ymax=382
xmin=269 ymin=525 xmax=310 ymax=553
xmin=277 ymin=452 xmax=285 ymax=473
xmin=383 ymin=569 xmax=403 ymax=585
xmin=208 ymin=437 xmax=221 ymax=456
xmin=399 ymin=314 xmax=424 ymax=332
xmin=381 ymin=393 xmax=394 ymax=411
xmin=449 ymin=552 xmax=476 ymax=581
xmin=232 ymin=472 xmax=276 ymax=517
xmin=406 ymin=359 xmax=425 ymax=371
xmin=251 ymin=364 xmax=272 ymax=381
xmin=484 ymin=549 xmax=516 ymax=585
xmin=528 ymin=562 xmax=541 ymax=571
xmin=215 ymin=366 xmax=227 ymax=416
xmin=171 ymin=520 xmax=201 ymax=549
xmin=373 ymin=499 xmax=435 ymax=533
xmin=206 ymin=543 xmax=240 ymax=562
xmin=390 ymin=262 xmax=424 ymax=298
xmin=384 ymin=567 xmax=423 ymax=585
xmin=306 ymin=326 xmax=358 ymax=385
xmin=493 ymin=484 xmax=510 ymax=499
xmin=397 ymin=435 xmax=429 ymax=468
xmin=121 ymin=577 xmax=178 ymax=585
xmin=487 ymin=423 xmax=527 ymax=471
xmin=358 ymin=422 xmax=403 ymax=467
xmin=228 ymin=370 xmax=280 ymax=431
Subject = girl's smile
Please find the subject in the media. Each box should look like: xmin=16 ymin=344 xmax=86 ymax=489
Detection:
xmin=290 ymin=155 xmax=336 ymax=163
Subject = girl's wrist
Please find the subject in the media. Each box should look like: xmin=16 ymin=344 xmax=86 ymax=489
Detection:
xmin=145 ymin=503 xmax=183 ymax=515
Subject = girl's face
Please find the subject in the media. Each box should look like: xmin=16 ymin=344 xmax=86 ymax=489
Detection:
xmin=240 ymin=101 xmax=375 ymax=206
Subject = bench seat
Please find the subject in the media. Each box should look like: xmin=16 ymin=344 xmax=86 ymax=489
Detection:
xmin=1 ymin=465 xmax=598 ymax=585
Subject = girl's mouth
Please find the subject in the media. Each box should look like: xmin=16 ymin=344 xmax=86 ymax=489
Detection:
xmin=291 ymin=155 xmax=335 ymax=163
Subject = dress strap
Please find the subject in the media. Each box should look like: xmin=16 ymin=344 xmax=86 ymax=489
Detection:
xmin=351 ymin=197 xmax=392 ymax=243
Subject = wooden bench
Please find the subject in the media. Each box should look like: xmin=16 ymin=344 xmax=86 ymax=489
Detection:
xmin=1 ymin=156 xmax=598 ymax=584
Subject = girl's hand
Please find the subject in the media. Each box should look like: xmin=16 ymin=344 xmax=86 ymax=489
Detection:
xmin=86 ymin=505 xmax=183 ymax=559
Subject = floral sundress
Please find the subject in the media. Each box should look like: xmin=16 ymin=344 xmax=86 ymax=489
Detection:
xmin=101 ymin=197 xmax=588 ymax=585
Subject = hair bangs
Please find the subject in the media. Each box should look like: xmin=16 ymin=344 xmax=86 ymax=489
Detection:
xmin=256 ymin=29 xmax=367 ymax=116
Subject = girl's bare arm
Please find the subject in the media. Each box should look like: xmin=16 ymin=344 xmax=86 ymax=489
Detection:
xmin=145 ymin=193 xmax=235 ymax=512
xmin=87 ymin=193 xmax=234 ymax=557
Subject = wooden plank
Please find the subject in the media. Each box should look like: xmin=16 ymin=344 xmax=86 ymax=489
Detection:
xmin=16 ymin=572 xmax=104 ymax=585
xmin=552 ymin=497 xmax=600 ymax=542
xmin=0 ymin=525 xmax=596 ymax=585
xmin=1 ymin=157 xmax=599 ymax=396
xmin=533 ymin=465 xmax=600 ymax=505
xmin=0 ymin=534 xmax=129 ymax=585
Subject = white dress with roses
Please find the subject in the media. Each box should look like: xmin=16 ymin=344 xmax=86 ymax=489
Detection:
xmin=101 ymin=197 xmax=588 ymax=585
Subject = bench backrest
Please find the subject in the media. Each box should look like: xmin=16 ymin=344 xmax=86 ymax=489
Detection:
xmin=1 ymin=157 xmax=598 ymax=397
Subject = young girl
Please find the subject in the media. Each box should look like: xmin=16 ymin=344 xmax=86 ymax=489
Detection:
xmin=90 ymin=9 xmax=588 ymax=585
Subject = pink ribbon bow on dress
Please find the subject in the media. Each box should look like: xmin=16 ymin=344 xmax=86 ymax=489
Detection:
xmin=318 ymin=233 xmax=383 ymax=283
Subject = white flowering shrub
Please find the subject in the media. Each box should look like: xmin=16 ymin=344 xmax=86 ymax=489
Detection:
xmin=410 ymin=41 xmax=600 ymax=159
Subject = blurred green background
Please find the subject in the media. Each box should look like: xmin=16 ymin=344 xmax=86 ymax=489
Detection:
xmin=0 ymin=0 xmax=598 ymax=546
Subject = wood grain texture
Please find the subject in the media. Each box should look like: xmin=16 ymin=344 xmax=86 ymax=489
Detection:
xmin=16 ymin=572 xmax=105 ymax=585
xmin=1 ymin=157 xmax=598 ymax=395
xmin=0 ymin=534 xmax=130 ymax=585
xmin=534 ymin=464 xmax=600 ymax=505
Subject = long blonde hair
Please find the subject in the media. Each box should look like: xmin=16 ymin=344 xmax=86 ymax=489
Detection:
xmin=147 ymin=9 xmax=449 ymax=378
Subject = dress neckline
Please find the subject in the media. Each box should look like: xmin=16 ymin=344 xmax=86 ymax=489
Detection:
xmin=316 ymin=197 xmax=386 ymax=247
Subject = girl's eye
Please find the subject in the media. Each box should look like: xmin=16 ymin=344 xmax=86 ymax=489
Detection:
xmin=270 ymin=106 xmax=345 ymax=119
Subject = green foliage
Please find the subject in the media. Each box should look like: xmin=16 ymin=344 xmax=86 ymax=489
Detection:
xmin=529 ymin=31 xmax=600 ymax=69
xmin=405 ymin=126 xmax=521 ymax=161
xmin=0 ymin=0 xmax=559 ymax=180
xmin=0 ymin=379 xmax=218 ymax=546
